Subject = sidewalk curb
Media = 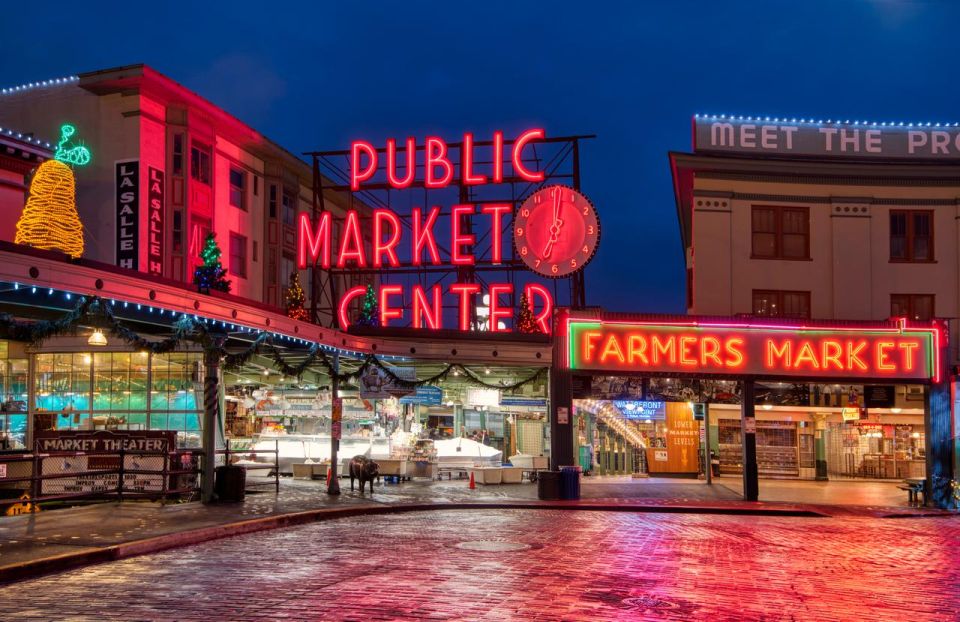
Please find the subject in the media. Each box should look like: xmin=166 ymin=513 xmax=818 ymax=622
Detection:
xmin=0 ymin=500 xmax=849 ymax=585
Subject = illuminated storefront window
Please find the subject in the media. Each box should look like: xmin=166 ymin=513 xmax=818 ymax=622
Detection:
xmin=32 ymin=350 xmax=203 ymax=447
xmin=150 ymin=352 xmax=202 ymax=446
xmin=0 ymin=342 xmax=28 ymax=449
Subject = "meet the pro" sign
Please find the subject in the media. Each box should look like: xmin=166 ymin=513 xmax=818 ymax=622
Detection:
xmin=695 ymin=116 xmax=960 ymax=159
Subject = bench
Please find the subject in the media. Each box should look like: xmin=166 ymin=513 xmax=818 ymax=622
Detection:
xmin=898 ymin=481 xmax=924 ymax=506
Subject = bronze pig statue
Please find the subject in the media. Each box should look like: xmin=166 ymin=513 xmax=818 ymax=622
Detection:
xmin=349 ymin=455 xmax=380 ymax=494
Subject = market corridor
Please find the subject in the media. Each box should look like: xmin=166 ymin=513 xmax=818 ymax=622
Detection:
xmin=2 ymin=508 xmax=957 ymax=621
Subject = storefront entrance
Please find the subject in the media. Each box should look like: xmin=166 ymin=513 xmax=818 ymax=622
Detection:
xmin=551 ymin=309 xmax=954 ymax=507
xmin=574 ymin=398 xmax=700 ymax=478
xmin=220 ymin=354 xmax=549 ymax=478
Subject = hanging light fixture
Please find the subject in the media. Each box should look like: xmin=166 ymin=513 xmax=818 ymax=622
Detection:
xmin=88 ymin=328 xmax=108 ymax=347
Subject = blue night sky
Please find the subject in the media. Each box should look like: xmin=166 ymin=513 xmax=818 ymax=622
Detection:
xmin=3 ymin=1 xmax=958 ymax=313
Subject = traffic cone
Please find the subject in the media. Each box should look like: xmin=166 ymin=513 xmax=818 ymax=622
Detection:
xmin=469 ymin=471 xmax=476 ymax=489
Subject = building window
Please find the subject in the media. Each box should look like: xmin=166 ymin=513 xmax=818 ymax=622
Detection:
xmin=229 ymin=167 xmax=246 ymax=210
xmin=190 ymin=218 xmax=212 ymax=265
xmin=282 ymin=189 xmax=296 ymax=226
xmin=190 ymin=142 xmax=211 ymax=185
xmin=267 ymin=252 xmax=277 ymax=285
xmin=0 ymin=354 xmax=28 ymax=449
xmin=172 ymin=211 xmax=183 ymax=253
xmin=891 ymin=294 xmax=934 ymax=321
xmin=172 ymin=134 xmax=184 ymax=177
xmin=253 ymin=175 xmax=259 ymax=197
xmin=269 ymin=185 xmax=278 ymax=218
xmin=281 ymin=254 xmax=295 ymax=288
xmin=751 ymin=206 xmax=809 ymax=260
xmin=890 ymin=210 xmax=933 ymax=262
xmin=752 ymin=290 xmax=811 ymax=319
xmin=229 ymin=233 xmax=247 ymax=279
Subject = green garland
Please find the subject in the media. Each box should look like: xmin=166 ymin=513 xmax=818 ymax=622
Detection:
xmin=98 ymin=299 xmax=213 ymax=353
xmin=314 ymin=348 xmax=547 ymax=391
xmin=0 ymin=296 xmax=549 ymax=390
xmin=221 ymin=334 xmax=547 ymax=390
xmin=0 ymin=296 xmax=95 ymax=342
xmin=223 ymin=331 xmax=325 ymax=378
xmin=0 ymin=296 xmax=213 ymax=352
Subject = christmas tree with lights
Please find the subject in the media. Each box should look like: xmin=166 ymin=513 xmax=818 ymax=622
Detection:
xmin=515 ymin=292 xmax=540 ymax=334
xmin=286 ymin=271 xmax=309 ymax=321
xmin=356 ymin=284 xmax=380 ymax=327
xmin=193 ymin=232 xmax=231 ymax=293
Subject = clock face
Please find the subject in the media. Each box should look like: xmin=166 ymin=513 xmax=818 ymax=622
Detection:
xmin=514 ymin=185 xmax=600 ymax=278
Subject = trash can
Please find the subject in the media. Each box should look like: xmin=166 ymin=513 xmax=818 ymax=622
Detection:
xmin=215 ymin=465 xmax=246 ymax=502
xmin=559 ymin=465 xmax=582 ymax=500
xmin=537 ymin=470 xmax=561 ymax=500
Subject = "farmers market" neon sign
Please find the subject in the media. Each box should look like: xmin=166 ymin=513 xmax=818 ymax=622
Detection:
xmin=563 ymin=318 xmax=942 ymax=381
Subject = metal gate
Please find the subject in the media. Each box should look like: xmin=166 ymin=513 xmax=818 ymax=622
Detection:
xmin=825 ymin=422 xmax=926 ymax=480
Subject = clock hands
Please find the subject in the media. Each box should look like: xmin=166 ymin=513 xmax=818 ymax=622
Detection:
xmin=542 ymin=189 xmax=564 ymax=258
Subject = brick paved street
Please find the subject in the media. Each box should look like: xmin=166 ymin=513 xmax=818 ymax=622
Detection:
xmin=1 ymin=509 xmax=958 ymax=621
xmin=0 ymin=475 xmax=941 ymax=583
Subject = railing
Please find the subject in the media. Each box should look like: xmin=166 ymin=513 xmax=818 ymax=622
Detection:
xmin=221 ymin=439 xmax=280 ymax=494
xmin=0 ymin=440 xmax=281 ymax=512
xmin=0 ymin=448 xmax=200 ymax=511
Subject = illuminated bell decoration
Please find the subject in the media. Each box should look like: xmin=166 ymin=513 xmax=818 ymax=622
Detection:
xmin=87 ymin=329 xmax=108 ymax=347
xmin=15 ymin=159 xmax=85 ymax=258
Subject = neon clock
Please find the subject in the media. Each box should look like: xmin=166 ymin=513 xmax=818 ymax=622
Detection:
xmin=514 ymin=184 xmax=599 ymax=278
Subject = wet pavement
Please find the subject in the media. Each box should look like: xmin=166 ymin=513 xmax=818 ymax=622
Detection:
xmin=0 ymin=476 xmax=940 ymax=575
xmin=2 ymin=508 xmax=958 ymax=621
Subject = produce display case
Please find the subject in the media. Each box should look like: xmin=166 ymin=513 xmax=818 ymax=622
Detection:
xmin=500 ymin=466 xmax=524 ymax=484
xmin=508 ymin=454 xmax=549 ymax=470
xmin=469 ymin=467 xmax=503 ymax=485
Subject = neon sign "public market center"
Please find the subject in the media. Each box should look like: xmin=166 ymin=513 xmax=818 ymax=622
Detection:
xmin=298 ymin=130 xmax=556 ymax=333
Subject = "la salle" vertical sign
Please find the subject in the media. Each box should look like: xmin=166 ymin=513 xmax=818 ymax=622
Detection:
xmin=115 ymin=160 xmax=139 ymax=270
xmin=147 ymin=166 xmax=164 ymax=276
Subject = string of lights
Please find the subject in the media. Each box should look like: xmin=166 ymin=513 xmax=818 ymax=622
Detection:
xmin=694 ymin=113 xmax=960 ymax=128
xmin=0 ymin=126 xmax=52 ymax=148
xmin=0 ymin=75 xmax=79 ymax=95
xmin=577 ymin=399 xmax=647 ymax=448
xmin=1 ymin=288 xmax=515 ymax=389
